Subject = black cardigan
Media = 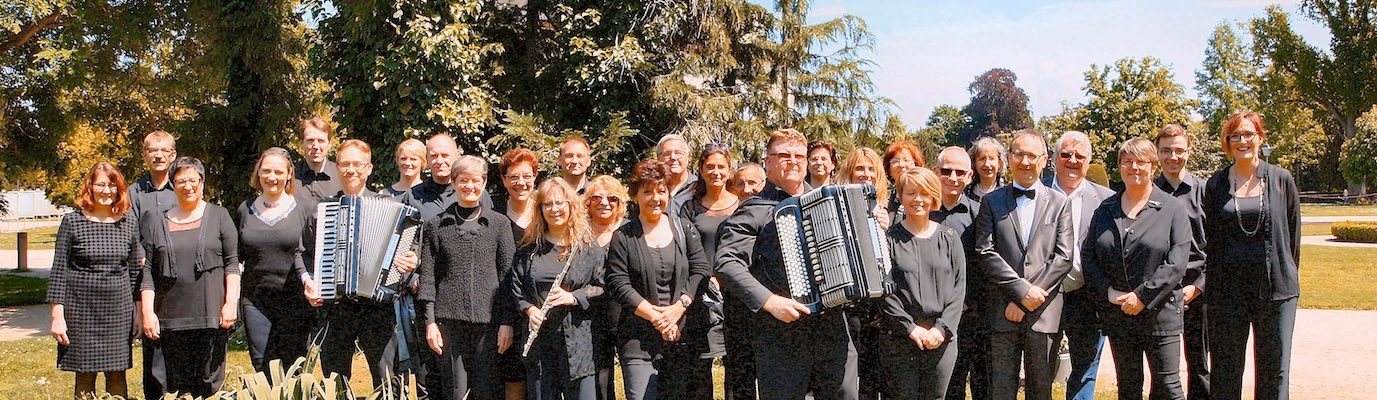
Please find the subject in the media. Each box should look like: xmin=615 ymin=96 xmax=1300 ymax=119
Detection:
xmin=604 ymin=215 xmax=712 ymax=359
xmin=416 ymin=204 xmax=515 ymax=325
xmin=1202 ymin=161 xmax=1301 ymax=301
xmin=1083 ymin=188 xmax=1191 ymax=336
xmin=509 ymin=242 xmax=606 ymax=381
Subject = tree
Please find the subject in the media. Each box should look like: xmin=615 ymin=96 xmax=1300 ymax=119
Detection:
xmin=924 ymin=104 xmax=969 ymax=146
xmin=1196 ymin=23 xmax=1260 ymax=130
xmin=1343 ymin=106 xmax=1377 ymax=192
xmin=959 ymin=68 xmax=1033 ymax=145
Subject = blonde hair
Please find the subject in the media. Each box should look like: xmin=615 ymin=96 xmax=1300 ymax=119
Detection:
xmin=766 ymin=128 xmax=808 ymax=152
xmin=585 ymin=174 xmax=629 ymax=222
xmin=396 ymin=138 xmax=426 ymax=163
xmin=1118 ymin=138 xmax=1160 ymax=166
xmin=895 ymin=168 xmax=942 ymax=214
xmin=837 ymin=147 xmax=889 ymax=205
xmin=523 ymin=179 xmax=594 ymax=257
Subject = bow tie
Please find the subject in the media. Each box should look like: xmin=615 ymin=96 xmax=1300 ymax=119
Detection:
xmin=1012 ymin=186 xmax=1037 ymax=200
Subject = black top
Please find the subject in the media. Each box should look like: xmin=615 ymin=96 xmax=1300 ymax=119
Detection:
xmin=128 ymin=175 xmax=176 ymax=216
xmin=140 ymin=203 xmax=241 ymax=331
xmin=1217 ymin=195 xmax=1267 ymax=263
xmin=294 ymin=160 xmax=342 ymax=204
xmin=1083 ymin=188 xmax=1191 ymax=336
xmin=931 ymin=194 xmax=984 ymax=316
xmin=882 ymin=223 xmax=966 ymax=340
xmin=605 ymin=216 xmax=712 ymax=359
xmin=236 ymin=200 xmax=307 ymax=296
xmin=1155 ymin=172 xmax=1208 ymax=290
xmin=416 ymin=204 xmax=516 ymax=325
xmin=399 ymin=178 xmax=456 ymax=222
xmin=510 ymin=242 xmax=606 ymax=381
xmin=1203 ymin=161 xmax=1301 ymax=301
xmin=382 ymin=185 xmax=409 ymax=199
xmin=680 ymin=197 xmax=739 ymax=261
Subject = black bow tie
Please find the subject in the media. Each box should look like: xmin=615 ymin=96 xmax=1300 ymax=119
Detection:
xmin=1012 ymin=186 xmax=1037 ymax=200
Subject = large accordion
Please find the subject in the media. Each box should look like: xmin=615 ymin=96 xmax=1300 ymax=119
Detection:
xmin=774 ymin=184 xmax=893 ymax=313
xmin=312 ymin=195 xmax=423 ymax=303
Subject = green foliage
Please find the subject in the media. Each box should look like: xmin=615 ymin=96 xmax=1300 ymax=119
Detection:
xmin=1341 ymin=107 xmax=1377 ymax=188
xmin=924 ymin=105 xmax=969 ymax=146
xmin=1332 ymin=221 xmax=1377 ymax=243
xmin=1086 ymin=163 xmax=1110 ymax=188
xmin=488 ymin=110 xmax=639 ymax=177
xmin=1196 ymin=23 xmax=1260 ymax=131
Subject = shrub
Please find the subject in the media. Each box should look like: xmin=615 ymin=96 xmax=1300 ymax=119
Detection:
xmin=1086 ymin=163 xmax=1110 ymax=187
xmin=1332 ymin=221 xmax=1377 ymax=243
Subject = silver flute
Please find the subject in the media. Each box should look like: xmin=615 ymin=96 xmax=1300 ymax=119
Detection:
xmin=521 ymin=251 xmax=577 ymax=357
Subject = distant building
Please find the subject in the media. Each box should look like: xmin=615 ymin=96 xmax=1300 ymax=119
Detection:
xmin=1 ymin=190 xmax=70 ymax=220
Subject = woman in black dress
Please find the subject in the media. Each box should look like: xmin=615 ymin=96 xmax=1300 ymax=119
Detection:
xmin=236 ymin=147 xmax=312 ymax=373
xmin=138 ymin=157 xmax=241 ymax=397
xmin=497 ymin=147 xmax=539 ymax=399
xmin=606 ymin=160 xmax=713 ymax=400
xmin=48 ymin=162 xmax=142 ymax=399
xmin=511 ymin=179 xmax=606 ymax=400
xmin=1203 ymin=112 xmax=1301 ymax=400
xmin=418 ymin=155 xmax=516 ymax=400
xmin=879 ymin=168 xmax=966 ymax=400
xmin=1083 ymin=138 xmax=1191 ymax=400
xmin=678 ymin=144 xmax=740 ymax=399
xmin=586 ymin=174 xmax=629 ymax=400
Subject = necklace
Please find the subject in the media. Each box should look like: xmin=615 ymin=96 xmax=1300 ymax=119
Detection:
xmin=459 ymin=207 xmax=482 ymax=222
xmin=1231 ymin=174 xmax=1265 ymax=237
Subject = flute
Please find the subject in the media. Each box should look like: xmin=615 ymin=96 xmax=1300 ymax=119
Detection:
xmin=522 ymin=251 xmax=577 ymax=357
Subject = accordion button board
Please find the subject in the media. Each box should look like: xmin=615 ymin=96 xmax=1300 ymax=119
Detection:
xmin=773 ymin=184 xmax=893 ymax=314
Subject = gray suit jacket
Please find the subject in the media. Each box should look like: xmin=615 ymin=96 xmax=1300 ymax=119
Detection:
xmin=1043 ymin=178 xmax=1114 ymax=290
xmin=974 ymin=182 xmax=1076 ymax=334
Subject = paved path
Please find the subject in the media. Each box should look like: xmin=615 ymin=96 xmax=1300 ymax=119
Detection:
xmin=1 ymin=249 xmax=53 ymax=278
xmin=1301 ymin=235 xmax=1377 ymax=248
xmin=1301 ymin=216 xmax=1377 ymax=223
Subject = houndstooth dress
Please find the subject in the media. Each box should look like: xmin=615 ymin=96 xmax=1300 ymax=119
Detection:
xmin=47 ymin=211 xmax=143 ymax=372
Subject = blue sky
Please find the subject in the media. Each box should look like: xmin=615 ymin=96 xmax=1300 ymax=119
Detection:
xmin=770 ymin=0 xmax=1333 ymax=125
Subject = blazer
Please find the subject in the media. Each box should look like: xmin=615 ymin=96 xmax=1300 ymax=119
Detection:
xmin=1082 ymin=188 xmax=1191 ymax=336
xmin=509 ymin=242 xmax=606 ymax=381
xmin=1043 ymin=177 xmax=1114 ymax=292
xmin=974 ymin=181 xmax=1075 ymax=334
xmin=604 ymin=215 xmax=712 ymax=358
xmin=1203 ymin=161 xmax=1301 ymax=301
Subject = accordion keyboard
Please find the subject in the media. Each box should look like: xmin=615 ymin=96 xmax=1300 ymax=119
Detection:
xmin=774 ymin=184 xmax=892 ymax=313
xmin=314 ymin=202 xmax=341 ymax=300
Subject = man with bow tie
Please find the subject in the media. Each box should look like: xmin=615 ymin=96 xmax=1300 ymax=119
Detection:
xmin=973 ymin=130 xmax=1076 ymax=400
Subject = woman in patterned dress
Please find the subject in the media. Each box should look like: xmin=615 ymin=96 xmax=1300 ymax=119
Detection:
xmin=47 ymin=162 xmax=142 ymax=399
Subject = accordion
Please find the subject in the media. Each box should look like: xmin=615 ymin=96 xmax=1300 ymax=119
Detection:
xmin=774 ymin=184 xmax=893 ymax=313
xmin=313 ymin=195 xmax=423 ymax=303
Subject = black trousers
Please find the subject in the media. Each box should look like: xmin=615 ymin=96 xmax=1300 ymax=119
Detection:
xmin=1182 ymin=301 xmax=1210 ymax=400
xmin=241 ymin=292 xmax=311 ymax=373
xmin=847 ymin=310 xmax=886 ymax=400
xmin=989 ymin=329 xmax=1058 ymax=400
xmin=946 ymin=308 xmax=991 ymax=400
xmin=620 ymin=342 xmax=712 ymax=400
xmin=319 ymin=302 xmax=399 ymax=391
xmin=431 ymin=320 xmax=499 ymax=400
xmin=722 ymin=298 xmax=757 ymax=400
xmin=141 ymin=336 xmax=166 ymax=400
xmin=878 ymin=335 xmax=958 ymax=400
xmin=751 ymin=313 xmax=858 ymax=400
xmin=158 ymin=328 xmax=229 ymax=398
xmin=1209 ymin=296 xmax=1295 ymax=400
xmin=526 ymin=335 xmax=595 ymax=400
xmin=1109 ymin=334 xmax=1185 ymax=400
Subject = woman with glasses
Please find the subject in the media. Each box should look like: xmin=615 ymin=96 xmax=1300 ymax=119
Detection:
xmin=586 ymin=175 xmax=629 ymax=400
xmin=236 ymin=148 xmax=312 ymax=373
xmin=48 ymin=162 xmax=142 ymax=399
xmin=511 ymin=179 xmax=606 ymax=399
xmin=680 ymin=144 xmax=743 ymax=399
xmin=496 ymin=147 xmax=539 ymax=399
xmin=1203 ymin=112 xmax=1300 ymax=400
xmin=385 ymin=138 xmax=427 ymax=198
xmin=1084 ymin=138 xmax=1191 ymax=400
xmin=807 ymin=141 xmax=837 ymax=188
xmin=138 ymin=157 xmax=240 ymax=397
xmin=606 ymin=159 xmax=714 ymax=400
xmin=966 ymin=137 xmax=1008 ymax=202
xmin=417 ymin=155 xmax=516 ymax=400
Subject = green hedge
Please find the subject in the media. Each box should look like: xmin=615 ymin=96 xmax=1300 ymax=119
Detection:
xmin=1332 ymin=222 xmax=1377 ymax=243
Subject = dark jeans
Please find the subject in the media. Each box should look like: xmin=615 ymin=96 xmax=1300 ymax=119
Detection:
xmin=722 ymin=298 xmax=757 ymax=400
xmin=1059 ymin=289 xmax=1105 ymax=400
xmin=432 ymin=320 xmax=499 ymax=400
xmin=1209 ymin=296 xmax=1296 ymax=400
xmin=946 ymin=308 xmax=991 ymax=400
xmin=241 ymin=292 xmax=311 ymax=373
xmin=990 ymin=330 xmax=1058 ymax=400
xmin=158 ymin=328 xmax=229 ymax=398
xmin=751 ymin=313 xmax=857 ymax=400
xmin=1183 ymin=300 xmax=1210 ymax=400
xmin=1109 ymin=334 xmax=1185 ymax=400
xmin=319 ymin=302 xmax=399 ymax=391
xmin=878 ymin=335 xmax=958 ymax=400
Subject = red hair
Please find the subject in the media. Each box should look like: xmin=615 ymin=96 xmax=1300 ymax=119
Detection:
xmin=884 ymin=140 xmax=926 ymax=170
xmin=1220 ymin=111 xmax=1265 ymax=159
xmin=75 ymin=162 xmax=132 ymax=217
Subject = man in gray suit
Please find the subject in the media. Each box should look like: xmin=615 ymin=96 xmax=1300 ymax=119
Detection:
xmin=1044 ymin=131 xmax=1115 ymax=400
xmin=974 ymin=130 xmax=1075 ymax=400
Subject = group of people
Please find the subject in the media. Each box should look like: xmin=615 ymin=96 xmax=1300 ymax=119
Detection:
xmin=46 ymin=110 xmax=1299 ymax=400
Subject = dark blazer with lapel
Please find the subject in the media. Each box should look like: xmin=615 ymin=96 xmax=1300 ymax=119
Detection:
xmin=1043 ymin=178 xmax=1114 ymax=291
xmin=1082 ymin=188 xmax=1192 ymax=337
xmin=974 ymin=182 xmax=1076 ymax=334
xmin=604 ymin=215 xmax=712 ymax=358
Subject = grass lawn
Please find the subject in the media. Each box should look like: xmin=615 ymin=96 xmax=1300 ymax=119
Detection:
xmin=0 ymin=225 xmax=58 ymax=251
xmin=0 ymin=274 xmax=47 ymax=306
xmin=1300 ymin=222 xmax=1333 ymax=237
xmin=1300 ymin=204 xmax=1377 ymax=217
xmin=1299 ymin=244 xmax=1377 ymax=310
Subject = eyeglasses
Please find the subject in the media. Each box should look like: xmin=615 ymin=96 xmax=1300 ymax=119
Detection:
xmin=92 ymin=182 xmax=117 ymax=190
xmin=770 ymin=152 xmax=807 ymax=162
xmin=174 ymin=178 xmax=202 ymax=186
xmin=1227 ymin=132 xmax=1260 ymax=143
xmin=541 ymin=200 xmax=570 ymax=209
xmin=504 ymin=173 xmax=536 ymax=182
xmin=337 ymin=161 xmax=369 ymax=171
xmin=1010 ymin=151 xmax=1044 ymax=161
xmin=1058 ymin=151 xmax=1088 ymax=162
xmin=1158 ymin=148 xmax=1189 ymax=157
xmin=588 ymin=195 xmax=621 ymax=204
xmin=938 ymin=168 xmax=969 ymax=177
xmin=1119 ymin=159 xmax=1155 ymax=168
xmin=454 ymin=177 xmax=484 ymax=186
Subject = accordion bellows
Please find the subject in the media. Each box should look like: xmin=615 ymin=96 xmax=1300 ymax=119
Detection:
xmin=313 ymin=196 xmax=423 ymax=303
xmin=774 ymin=184 xmax=893 ymax=313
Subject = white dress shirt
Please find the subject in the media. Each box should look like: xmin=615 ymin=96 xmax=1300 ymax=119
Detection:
xmin=1012 ymin=181 xmax=1039 ymax=246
